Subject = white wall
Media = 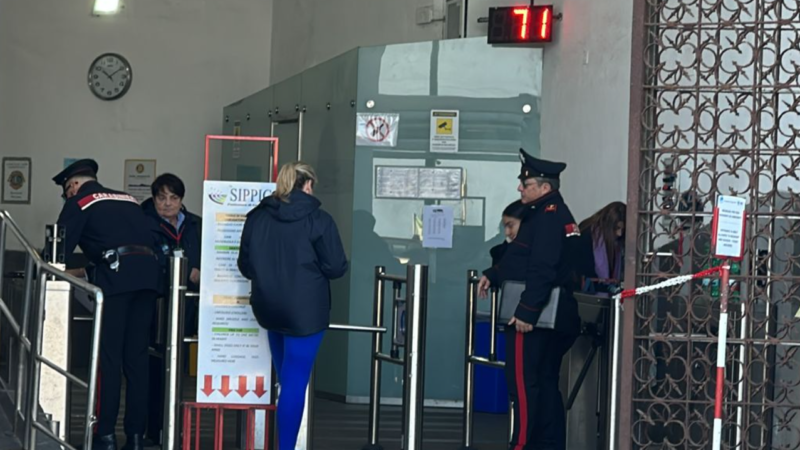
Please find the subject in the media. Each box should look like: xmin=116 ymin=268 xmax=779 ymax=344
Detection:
xmin=269 ymin=0 xmax=446 ymax=83
xmin=538 ymin=0 xmax=633 ymax=222
xmin=0 ymin=0 xmax=272 ymax=243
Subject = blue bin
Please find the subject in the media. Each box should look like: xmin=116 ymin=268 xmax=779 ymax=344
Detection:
xmin=473 ymin=321 xmax=508 ymax=414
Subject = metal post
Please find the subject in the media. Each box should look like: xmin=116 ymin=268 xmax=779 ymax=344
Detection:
xmin=712 ymin=263 xmax=731 ymax=450
xmin=84 ymin=290 xmax=105 ymax=450
xmin=608 ymin=296 xmax=623 ymax=450
xmin=489 ymin=288 xmax=498 ymax=361
xmin=16 ymin=256 xmax=35 ymax=422
xmin=508 ymin=400 xmax=515 ymax=443
xmin=391 ymin=282 xmax=402 ymax=359
xmin=297 ymin=111 xmax=305 ymax=160
xmin=461 ymin=271 xmax=478 ymax=449
xmin=302 ymin=370 xmax=316 ymax=450
xmin=363 ymin=266 xmax=385 ymax=450
xmin=0 ymin=221 xmax=6 ymax=295
xmin=163 ymin=257 xmax=188 ymax=450
xmin=270 ymin=366 xmax=279 ymax=450
xmin=26 ymin=270 xmax=49 ymax=449
xmin=402 ymin=264 xmax=428 ymax=450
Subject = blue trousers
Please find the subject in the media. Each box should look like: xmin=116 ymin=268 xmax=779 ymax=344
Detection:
xmin=268 ymin=330 xmax=324 ymax=450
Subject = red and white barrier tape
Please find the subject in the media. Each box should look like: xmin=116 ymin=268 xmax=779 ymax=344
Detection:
xmin=612 ymin=266 xmax=724 ymax=304
xmin=608 ymin=264 xmax=730 ymax=450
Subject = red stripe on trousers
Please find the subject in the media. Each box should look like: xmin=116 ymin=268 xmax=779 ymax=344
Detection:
xmin=514 ymin=332 xmax=528 ymax=450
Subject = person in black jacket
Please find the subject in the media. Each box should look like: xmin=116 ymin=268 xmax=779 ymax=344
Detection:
xmin=237 ymin=161 xmax=348 ymax=450
xmin=52 ymin=159 xmax=160 ymax=450
xmin=479 ymin=150 xmax=581 ymax=450
xmin=479 ymin=200 xmax=527 ymax=297
xmin=140 ymin=173 xmax=202 ymax=446
xmin=141 ymin=174 xmax=202 ymax=320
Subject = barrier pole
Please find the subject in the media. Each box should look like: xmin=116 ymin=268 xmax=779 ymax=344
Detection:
xmin=489 ymin=289 xmax=498 ymax=362
xmin=363 ymin=266 xmax=386 ymax=450
xmin=26 ymin=270 xmax=49 ymax=448
xmin=461 ymin=271 xmax=478 ymax=449
xmin=163 ymin=257 xmax=188 ymax=450
xmin=0 ymin=222 xmax=5 ymax=294
xmin=16 ymin=256 xmax=35 ymax=420
xmin=712 ymin=263 xmax=731 ymax=450
xmin=608 ymin=294 xmax=623 ymax=450
xmin=299 ymin=371 xmax=315 ymax=450
xmin=391 ymin=282 xmax=402 ymax=359
xmin=402 ymin=265 xmax=428 ymax=450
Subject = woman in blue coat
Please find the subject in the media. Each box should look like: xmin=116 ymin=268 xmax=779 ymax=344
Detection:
xmin=238 ymin=161 xmax=348 ymax=450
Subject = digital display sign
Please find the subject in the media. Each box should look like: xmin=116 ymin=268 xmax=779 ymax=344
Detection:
xmin=487 ymin=5 xmax=554 ymax=44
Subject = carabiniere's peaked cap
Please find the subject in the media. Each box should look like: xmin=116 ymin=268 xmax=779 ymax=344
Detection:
xmin=518 ymin=149 xmax=567 ymax=181
xmin=52 ymin=159 xmax=99 ymax=187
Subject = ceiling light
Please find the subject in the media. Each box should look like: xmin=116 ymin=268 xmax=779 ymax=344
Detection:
xmin=93 ymin=0 xmax=121 ymax=16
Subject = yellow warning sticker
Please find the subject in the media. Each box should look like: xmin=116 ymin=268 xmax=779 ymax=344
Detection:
xmin=436 ymin=118 xmax=453 ymax=135
xmin=430 ymin=110 xmax=459 ymax=153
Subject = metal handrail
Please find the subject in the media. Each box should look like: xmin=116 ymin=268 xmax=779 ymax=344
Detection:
xmin=0 ymin=211 xmax=105 ymax=450
xmin=0 ymin=211 xmax=44 ymax=261
xmin=328 ymin=324 xmax=386 ymax=334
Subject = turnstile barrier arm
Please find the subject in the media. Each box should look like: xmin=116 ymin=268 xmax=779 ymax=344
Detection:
xmin=364 ymin=266 xmax=387 ymax=450
xmin=461 ymin=271 xmax=479 ymax=449
xmin=461 ymin=270 xmax=506 ymax=450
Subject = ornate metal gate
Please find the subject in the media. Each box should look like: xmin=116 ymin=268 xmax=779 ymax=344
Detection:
xmin=621 ymin=0 xmax=800 ymax=448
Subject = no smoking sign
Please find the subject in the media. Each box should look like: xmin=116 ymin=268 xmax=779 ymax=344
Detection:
xmin=356 ymin=113 xmax=399 ymax=147
xmin=366 ymin=117 xmax=391 ymax=142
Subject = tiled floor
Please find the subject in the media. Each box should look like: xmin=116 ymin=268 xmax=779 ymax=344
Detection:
xmin=60 ymin=376 xmax=508 ymax=450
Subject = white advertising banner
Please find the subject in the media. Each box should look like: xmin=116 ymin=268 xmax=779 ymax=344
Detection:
xmin=197 ymin=180 xmax=276 ymax=405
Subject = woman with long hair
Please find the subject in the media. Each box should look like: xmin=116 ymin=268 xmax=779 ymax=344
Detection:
xmin=238 ymin=162 xmax=348 ymax=450
xmin=575 ymin=201 xmax=626 ymax=292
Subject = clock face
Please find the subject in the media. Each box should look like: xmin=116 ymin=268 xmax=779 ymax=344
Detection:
xmin=88 ymin=53 xmax=132 ymax=100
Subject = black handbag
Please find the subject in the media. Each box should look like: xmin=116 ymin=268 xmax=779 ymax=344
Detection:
xmin=498 ymin=280 xmax=559 ymax=329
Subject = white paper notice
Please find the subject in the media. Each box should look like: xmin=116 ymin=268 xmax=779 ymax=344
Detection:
xmin=430 ymin=110 xmax=459 ymax=153
xmin=419 ymin=168 xmax=462 ymax=199
xmin=422 ymin=205 xmax=454 ymax=249
xmin=197 ymin=181 xmax=275 ymax=405
xmin=713 ymin=195 xmax=746 ymax=259
xmin=375 ymin=166 xmax=419 ymax=198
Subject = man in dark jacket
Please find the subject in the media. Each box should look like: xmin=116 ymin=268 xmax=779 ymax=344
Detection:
xmin=53 ymin=159 xmax=159 ymax=450
xmin=498 ymin=150 xmax=582 ymax=450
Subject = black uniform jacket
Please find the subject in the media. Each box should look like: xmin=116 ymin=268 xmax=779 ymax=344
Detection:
xmin=56 ymin=181 xmax=160 ymax=296
xmin=142 ymin=198 xmax=202 ymax=294
xmin=482 ymin=191 xmax=581 ymax=335
xmin=238 ymin=190 xmax=348 ymax=337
